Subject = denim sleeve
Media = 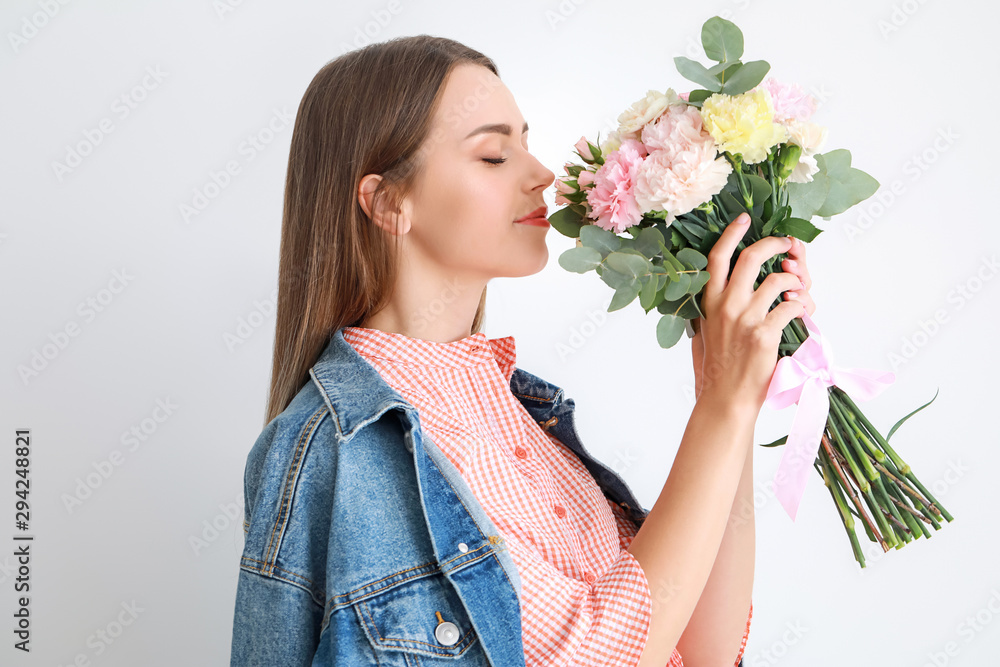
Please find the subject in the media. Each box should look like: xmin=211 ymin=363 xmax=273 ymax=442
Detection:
xmin=230 ymin=568 xmax=324 ymax=666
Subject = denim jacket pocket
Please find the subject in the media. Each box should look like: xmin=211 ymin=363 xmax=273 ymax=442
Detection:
xmin=354 ymin=570 xmax=482 ymax=663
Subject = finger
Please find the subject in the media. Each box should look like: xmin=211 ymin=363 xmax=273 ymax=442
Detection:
xmin=727 ymin=235 xmax=794 ymax=297
xmin=782 ymin=238 xmax=812 ymax=290
xmin=783 ymin=289 xmax=816 ymax=317
xmin=764 ymin=297 xmax=807 ymax=333
xmin=703 ymin=212 xmax=751 ymax=302
xmin=748 ymin=271 xmax=802 ymax=318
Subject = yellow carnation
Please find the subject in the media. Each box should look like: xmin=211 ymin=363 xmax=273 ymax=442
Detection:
xmin=700 ymin=89 xmax=788 ymax=164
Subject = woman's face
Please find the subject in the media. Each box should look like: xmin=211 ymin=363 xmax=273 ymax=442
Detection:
xmin=399 ymin=63 xmax=556 ymax=283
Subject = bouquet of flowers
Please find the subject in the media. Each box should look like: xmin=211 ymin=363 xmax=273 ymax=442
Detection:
xmin=549 ymin=16 xmax=952 ymax=568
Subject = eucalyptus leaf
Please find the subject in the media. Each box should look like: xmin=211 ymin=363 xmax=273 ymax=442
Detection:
xmin=634 ymin=226 xmax=665 ymax=258
xmin=656 ymin=313 xmax=686 ymax=348
xmin=606 ymin=251 xmax=650 ymax=278
xmin=639 ymin=275 xmax=660 ymax=311
xmin=608 ymin=280 xmax=640 ymax=311
xmin=673 ymin=56 xmax=723 ymax=92
xmin=599 ymin=264 xmax=631 ymax=290
xmin=677 ymin=247 xmax=708 ymax=270
xmin=787 ymin=171 xmax=831 ymax=220
xmin=720 ymin=59 xmax=770 ymax=95
xmin=701 ymin=16 xmax=744 ymax=63
xmin=659 ymin=294 xmax=703 ymax=319
xmin=688 ymin=269 xmax=711 ymax=294
xmin=664 ymin=272 xmax=692 ymax=300
xmin=557 ymin=246 xmax=602 ymax=273
xmin=547 ymin=205 xmax=586 ymax=238
xmin=580 ymin=223 xmax=621 ymax=256
xmin=813 ymin=150 xmax=880 ymax=217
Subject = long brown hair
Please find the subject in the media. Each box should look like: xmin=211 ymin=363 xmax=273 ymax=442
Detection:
xmin=264 ymin=36 xmax=497 ymax=426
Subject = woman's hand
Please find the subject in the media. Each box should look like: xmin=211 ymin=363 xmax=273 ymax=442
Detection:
xmin=689 ymin=212 xmax=816 ymax=414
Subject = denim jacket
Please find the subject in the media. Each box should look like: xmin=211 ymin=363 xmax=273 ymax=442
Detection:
xmin=230 ymin=327 xmax=656 ymax=666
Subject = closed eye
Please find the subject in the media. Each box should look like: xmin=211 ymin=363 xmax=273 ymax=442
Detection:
xmin=482 ymin=157 xmax=507 ymax=165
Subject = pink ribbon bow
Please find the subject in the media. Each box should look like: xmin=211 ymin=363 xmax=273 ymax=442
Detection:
xmin=764 ymin=311 xmax=895 ymax=521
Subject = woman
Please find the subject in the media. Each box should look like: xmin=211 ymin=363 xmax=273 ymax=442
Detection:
xmin=230 ymin=35 xmax=815 ymax=667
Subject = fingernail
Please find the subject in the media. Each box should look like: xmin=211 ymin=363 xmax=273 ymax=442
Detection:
xmin=787 ymin=291 xmax=799 ymax=299
xmin=785 ymin=259 xmax=797 ymax=267
xmin=737 ymin=213 xmax=750 ymax=224
xmin=799 ymin=280 xmax=806 ymax=289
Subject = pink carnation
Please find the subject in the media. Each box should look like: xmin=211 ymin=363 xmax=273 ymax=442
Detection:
xmin=641 ymin=104 xmax=707 ymax=157
xmin=586 ymin=138 xmax=647 ymax=234
xmin=758 ymin=78 xmax=816 ymax=124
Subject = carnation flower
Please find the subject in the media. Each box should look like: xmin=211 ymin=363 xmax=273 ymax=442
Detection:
xmin=585 ymin=138 xmax=647 ymax=234
xmin=757 ymin=78 xmax=817 ymax=124
xmin=616 ymin=89 xmax=681 ymax=140
xmin=700 ymin=89 xmax=788 ymax=164
xmin=634 ymin=143 xmax=732 ymax=223
xmin=784 ymin=120 xmax=828 ymax=183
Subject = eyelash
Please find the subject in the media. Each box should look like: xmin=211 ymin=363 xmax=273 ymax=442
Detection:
xmin=482 ymin=157 xmax=507 ymax=165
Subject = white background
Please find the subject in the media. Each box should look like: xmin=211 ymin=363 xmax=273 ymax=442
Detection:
xmin=1 ymin=0 xmax=997 ymax=665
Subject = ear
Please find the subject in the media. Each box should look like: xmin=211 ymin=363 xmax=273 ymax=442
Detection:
xmin=358 ymin=174 xmax=411 ymax=236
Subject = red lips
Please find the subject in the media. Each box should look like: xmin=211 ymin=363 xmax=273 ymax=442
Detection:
xmin=514 ymin=205 xmax=548 ymax=223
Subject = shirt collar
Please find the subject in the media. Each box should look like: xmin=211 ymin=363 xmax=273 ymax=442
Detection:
xmin=341 ymin=326 xmax=517 ymax=384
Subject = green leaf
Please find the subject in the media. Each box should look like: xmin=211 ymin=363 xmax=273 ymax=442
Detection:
xmin=720 ymin=60 xmax=770 ymax=95
xmin=685 ymin=89 xmax=714 ymax=107
xmin=663 ymin=272 xmax=692 ymax=300
xmin=786 ymin=171 xmax=831 ymax=220
xmin=580 ymin=223 xmax=621 ymax=256
xmin=639 ymin=275 xmax=659 ymax=311
xmin=557 ymin=246 xmax=602 ymax=273
xmin=676 ymin=247 xmax=708 ymax=270
xmin=634 ymin=226 xmax=665 ymax=258
xmin=758 ymin=434 xmax=787 ymax=448
xmin=658 ymin=294 xmax=703 ymax=319
xmin=701 ymin=16 xmax=744 ymax=63
xmin=744 ymin=173 xmax=772 ymax=207
xmin=688 ymin=269 xmax=711 ymax=294
xmin=599 ymin=264 xmax=631 ymax=290
xmin=656 ymin=313 xmax=686 ymax=348
xmin=608 ymin=280 xmax=640 ymax=311
xmin=772 ymin=217 xmax=823 ymax=243
xmin=660 ymin=245 xmax=685 ymax=273
xmin=673 ymin=56 xmax=722 ymax=92
xmin=547 ymin=205 xmax=586 ymax=238
xmin=813 ymin=150 xmax=880 ymax=217
xmin=605 ymin=251 xmax=649 ymax=278
xmin=886 ymin=387 xmax=939 ymax=441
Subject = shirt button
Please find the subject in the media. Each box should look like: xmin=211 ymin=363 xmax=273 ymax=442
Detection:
xmin=435 ymin=620 xmax=460 ymax=646
xmin=554 ymin=504 xmax=566 ymax=518
xmin=514 ymin=446 xmax=528 ymax=459
xmin=458 ymin=542 xmax=468 ymax=553
xmin=584 ymin=571 xmax=596 ymax=585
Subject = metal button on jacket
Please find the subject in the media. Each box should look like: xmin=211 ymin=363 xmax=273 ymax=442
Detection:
xmin=435 ymin=619 xmax=460 ymax=646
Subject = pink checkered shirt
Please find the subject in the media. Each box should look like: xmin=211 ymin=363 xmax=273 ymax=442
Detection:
xmin=342 ymin=326 xmax=751 ymax=666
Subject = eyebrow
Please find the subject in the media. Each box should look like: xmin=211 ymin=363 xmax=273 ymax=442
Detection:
xmin=463 ymin=121 xmax=529 ymax=141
